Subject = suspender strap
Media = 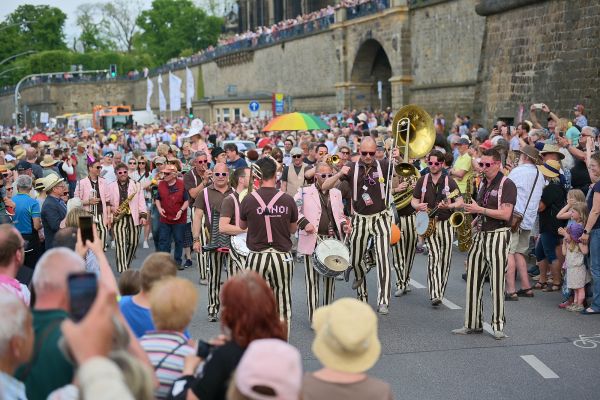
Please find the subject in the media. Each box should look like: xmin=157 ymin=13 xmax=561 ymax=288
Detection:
xmin=420 ymin=174 xmax=429 ymax=203
xmin=498 ymin=176 xmax=507 ymax=210
xmin=353 ymin=162 xmax=359 ymax=202
xmin=251 ymin=191 xmax=285 ymax=244
xmin=204 ymin=188 xmax=211 ymax=224
xmin=229 ymin=193 xmax=240 ymax=227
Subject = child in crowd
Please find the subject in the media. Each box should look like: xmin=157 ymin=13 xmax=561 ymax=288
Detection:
xmin=556 ymin=189 xmax=587 ymax=308
xmin=558 ymin=202 xmax=589 ymax=312
xmin=118 ymin=269 xmax=141 ymax=296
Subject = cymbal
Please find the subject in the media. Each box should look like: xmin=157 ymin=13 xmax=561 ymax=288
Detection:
xmin=324 ymin=255 xmax=349 ymax=272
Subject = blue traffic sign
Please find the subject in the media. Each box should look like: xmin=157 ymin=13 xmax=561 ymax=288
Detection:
xmin=249 ymin=101 xmax=260 ymax=112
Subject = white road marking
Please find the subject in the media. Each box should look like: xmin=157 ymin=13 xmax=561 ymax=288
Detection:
xmin=409 ymin=278 xmax=426 ymax=289
xmin=441 ymin=298 xmax=462 ymax=310
xmin=520 ymin=355 xmax=559 ymax=379
xmin=409 ymin=279 xmax=462 ymax=309
xmin=483 ymin=322 xmax=494 ymax=335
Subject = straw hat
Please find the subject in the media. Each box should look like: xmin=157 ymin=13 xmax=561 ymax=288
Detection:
xmin=44 ymin=174 xmax=65 ymax=192
xmin=34 ymin=176 xmax=51 ymax=191
xmin=14 ymin=147 xmax=26 ymax=160
xmin=539 ymin=143 xmax=565 ymax=160
xmin=40 ymin=154 xmax=59 ymax=167
xmin=538 ymin=159 xmax=561 ymax=179
xmin=312 ymin=298 xmax=381 ymax=373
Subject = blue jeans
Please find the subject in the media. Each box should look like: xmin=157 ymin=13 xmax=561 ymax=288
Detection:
xmin=158 ymin=222 xmax=185 ymax=265
xmin=589 ymin=228 xmax=600 ymax=311
xmin=535 ymin=232 xmax=559 ymax=263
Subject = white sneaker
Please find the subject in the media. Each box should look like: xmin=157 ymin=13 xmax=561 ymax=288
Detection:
xmin=143 ymin=241 xmax=149 ymax=249
xmin=394 ymin=288 xmax=404 ymax=297
xmin=148 ymin=232 xmax=153 ymax=240
xmin=111 ymin=240 xmax=116 ymax=249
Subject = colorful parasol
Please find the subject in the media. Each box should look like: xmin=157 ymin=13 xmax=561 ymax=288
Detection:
xmin=262 ymin=112 xmax=329 ymax=132
xmin=30 ymin=132 xmax=50 ymax=142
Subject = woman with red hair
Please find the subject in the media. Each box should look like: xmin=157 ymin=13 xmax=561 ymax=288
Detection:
xmin=169 ymin=271 xmax=286 ymax=400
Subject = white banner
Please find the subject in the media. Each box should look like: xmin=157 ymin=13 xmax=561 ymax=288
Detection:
xmin=186 ymin=67 xmax=195 ymax=110
xmin=146 ymin=78 xmax=153 ymax=112
xmin=157 ymin=74 xmax=167 ymax=112
xmin=169 ymin=71 xmax=182 ymax=112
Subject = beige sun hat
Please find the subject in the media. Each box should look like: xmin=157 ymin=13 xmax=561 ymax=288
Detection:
xmin=311 ymin=298 xmax=381 ymax=374
xmin=43 ymin=174 xmax=65 ymax=192
xmin=40 ymin=154 xmax=59 ymax=167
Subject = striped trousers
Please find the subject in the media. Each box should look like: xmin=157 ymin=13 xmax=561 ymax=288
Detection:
xmin=113 ymin=215 xmax=140 ymax=273
xmin=464 ymin=228 xmax=510 ymax=332
xmin=303 ymin=254 xmax=335 ymax=322
xmin=425 ymin=219 xmax=454 ymax=301
xmin=194 ymin=212 xmax=209 ymax=281
xmin=350 ymin=210 xmax=392 ymax=306
xmin=391 ymin=214 xmax=417 ymax=291
xmin=229 ymin=247 xmax=246 ymax=275
xmin=246 ymin=249 xmax=294 ymax=337
xmin=206 ymin=250 xmax=231 ymax=317
xmin=94 ymin=212 xmax=108 ymax=250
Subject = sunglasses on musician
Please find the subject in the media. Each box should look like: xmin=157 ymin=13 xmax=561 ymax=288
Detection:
xmin=117 ymin=171 xmax=128 ymax=175
xmin=428 ymin=161 xmax=442 ymax=167
xmin=361 ymin=151 xmax=376 ymax=156
xmin=318 ymin=173 xmax=333 ymax=179
xmin=478 ymin=161 xmax=498 ymax=168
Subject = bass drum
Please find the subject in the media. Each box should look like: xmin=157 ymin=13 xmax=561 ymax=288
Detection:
xmin=312 ymin=238 xmax=350 ymax=278
xmin=231 ymin=233 xmax=250 ymax=257
xmin=415 ymin=211 xmax=430 ymax=236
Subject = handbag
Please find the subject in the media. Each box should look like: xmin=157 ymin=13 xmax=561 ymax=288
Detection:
xmin=511 ymin=169 xmax=539 ymax=232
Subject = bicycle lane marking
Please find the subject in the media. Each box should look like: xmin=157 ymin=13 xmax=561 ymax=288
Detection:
xmin=520 ymin=355 xmax=559 ymax=379
xmin=572 ymin=333 xmax=600 ymax=349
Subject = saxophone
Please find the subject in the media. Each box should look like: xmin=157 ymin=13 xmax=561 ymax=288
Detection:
xmin=113 ymin=189 xmax=139 ymax=223
xmin=456 ymin=175 xmax=474 ymax=252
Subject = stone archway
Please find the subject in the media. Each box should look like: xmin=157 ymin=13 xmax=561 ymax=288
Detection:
xmin=349 ymin=39 xmax=392 ymax=111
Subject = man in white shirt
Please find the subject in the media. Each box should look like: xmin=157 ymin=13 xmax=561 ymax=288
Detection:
xmin=505 ymin=145 xmax=545 ymax=299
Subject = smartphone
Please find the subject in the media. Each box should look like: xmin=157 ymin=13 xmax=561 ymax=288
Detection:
xmin=533 ymin=103 xmax=543 ymax=110
xmin=196 ymin=340 xmax=214 ymax=359
xmin=68 ymin=272 xmax=98 ymax=322
xmin=79 ymin=215 xmax=94 ymax=243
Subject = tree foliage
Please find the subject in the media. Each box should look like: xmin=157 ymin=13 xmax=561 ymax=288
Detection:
xmin=75 ymin=3 xmax=114 ymax=52
xmin=135 ymin=0 xmax=222 ymax=64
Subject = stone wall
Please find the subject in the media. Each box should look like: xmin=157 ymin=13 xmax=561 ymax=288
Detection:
xmin=474 ymin=0 xmax=600 ymax=127
xmin=408 ymin=0 xmax=486 ymax=119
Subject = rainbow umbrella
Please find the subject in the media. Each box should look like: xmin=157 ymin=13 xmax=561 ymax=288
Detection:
xmin=262 ymin=112 xmax=329 ymax=132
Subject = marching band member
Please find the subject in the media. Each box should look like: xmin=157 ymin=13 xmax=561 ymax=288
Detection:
xmin=183 ymin=151 xmax=211 ymax=284
xmin=321 ymin=137 xmax=398 ymax=315
xmin=192 ymin=163 xmax=234 ymax=322
xmin=75 ymin=157 xmax=110 ymax=250
xmin=294 ymin=162 xmax=348 ymax=322
xmin=240 ymin=157 xmax=298 ymax=337
xmin=391 ymin=179 xmax=417 ymax=296
xmin=453 ymin=149 xmax=517 ymax=339
xmin=219 ymin=166 xmax=251 ymax=273
xmin=411 ymin=150 xmax=463 ymax=306
xmin=107 ymin=162 xmax=147 ymax=272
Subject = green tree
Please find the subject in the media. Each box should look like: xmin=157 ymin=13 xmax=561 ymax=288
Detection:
xmin=75 ymin=3 xmax=114 ymax=52
xmin=135 ymin=0 xmax=222 ymax=64
xmin=101 ymin=0 xmax=143 ymax=53
xmin=5 ymin=5 xmax=67 ymax=51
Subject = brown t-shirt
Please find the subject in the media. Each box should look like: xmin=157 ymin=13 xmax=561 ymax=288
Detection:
xmin=412 ymin=173 xmax=460 ymax=221
xmin=302 ymin=373 xmax=393 ymax=400
xmin=193 ymin=185 xmax=234 ymax=228
xmin=239 ymin=187 xmax=298 ymax=252
xmin=183 ymin=169 xmax=205 ymax=199
xmin=339 ymin=160 xmax=391 ymax=215
xmin=220 ymin=191 xmax=240 ymax=226
xmin=476 ymin=172 xmax=517 ymax=231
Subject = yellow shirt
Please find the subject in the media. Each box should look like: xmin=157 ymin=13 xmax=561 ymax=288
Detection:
xmin=453 ymin=153 xmax=472 ymax=193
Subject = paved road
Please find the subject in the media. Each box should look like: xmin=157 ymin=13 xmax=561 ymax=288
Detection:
xmin=116 ymin=242 xmax=600 ymax=400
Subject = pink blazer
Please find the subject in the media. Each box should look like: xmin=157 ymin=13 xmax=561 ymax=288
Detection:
xmin=294 ymin=185 xmax=346 ymax=255
xmin=74 ymin=177 xmax=111 ymax=225
xmin=107 ymin=179 xmax=147 ymax=225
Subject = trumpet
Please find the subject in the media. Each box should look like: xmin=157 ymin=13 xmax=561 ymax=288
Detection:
xmin=325 ymin=155 xmax=340 ymax=165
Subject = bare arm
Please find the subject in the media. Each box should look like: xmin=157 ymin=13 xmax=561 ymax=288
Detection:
xmin=219 ymin=216 xmax=244 ymax=236
xmin=584 ymin=192 xmax=600 ymax=233
xmin=290 ymin=222 xmax=298 ymax=234
xmin=322 ymin=169 xmax=345 ymax=191
xmin=280 ymin=181 xmax=287 ymax=193
xmin=192 ymin=208 xmax=204 ymax=239
xmin=32 ymin=217 xmax=42 ymax=231
xmin=538 ymin=201 xmax=546 ymax=213
xmin=556 ymin=203 xmax=572 ymax=220
xmin=304 ymin=167 xmax=315 ymax=179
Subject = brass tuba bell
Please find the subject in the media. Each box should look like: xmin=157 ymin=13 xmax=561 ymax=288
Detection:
xmin=391 ymin=105 xmax=436 ymax=210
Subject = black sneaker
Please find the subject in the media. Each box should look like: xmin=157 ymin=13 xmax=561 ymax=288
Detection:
xmin=178 ymin=264 xmax=185 ymax=271
xmin=184 ymin=258 xmax=193 ymax=268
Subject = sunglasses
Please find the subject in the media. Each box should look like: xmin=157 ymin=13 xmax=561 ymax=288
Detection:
xmin=428 ymin=161 xmax=442 ymax=167
xmin=341 ymin=151 xmax=350 ymax=155
xmin=62 ymin=191 xmax=69 ymax=196
xmin=214 ymin=172 xmax=228 ymax=177
xmin=1 ymin=173 xmax=9 ymax=178
xmin=117 ymin=171 xmax=128 ymax=175
xmin=361 ymin=151 xmax=376 ymax=156
xmin=478 ymin=161 xmax=497 ymax=168
xmin=319 ymin=173 xmax=333 ymax=179
xmin=128 ymin=161 xmax=137 ymax=165
xmin=197 ymin=160 xmax=208 ymax=164
xmin=163 ymin=172 xmax=173 ymax=176
xmin=292 ymin=155 xmax=303 ymax=159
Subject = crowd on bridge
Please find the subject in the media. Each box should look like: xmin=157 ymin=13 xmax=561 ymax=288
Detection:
xmin=0 ymin=100 xmax=599 ymax=400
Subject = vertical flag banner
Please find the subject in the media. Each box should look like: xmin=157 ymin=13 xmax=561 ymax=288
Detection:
xmin=146 ymin=78 xmax=153 ymax=112
xmin=157 ymin=74 xmax=167 ymax=112
xmin=186 ymin=67 xmax=195 ymax=110
xmin=169 ymin=71 xmax=182 ymax=112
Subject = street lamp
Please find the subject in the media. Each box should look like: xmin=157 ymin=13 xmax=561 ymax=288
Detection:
xmin=0 ymin=50 xmax=37 ymax=67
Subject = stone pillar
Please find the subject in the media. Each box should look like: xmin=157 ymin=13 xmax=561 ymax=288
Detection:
xmin=389 ymin=75 xmax=412 ymax=112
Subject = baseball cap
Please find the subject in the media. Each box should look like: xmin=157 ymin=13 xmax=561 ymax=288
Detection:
xmin=290 ymin=147 xmax=303 ymax=156
xmin=456 ymin=138 xmax=470 ymax=145
xmin=16 ymin=160 xmax=32 ymax=171
xmin=235 ymin=339 xmax=302 ymax=400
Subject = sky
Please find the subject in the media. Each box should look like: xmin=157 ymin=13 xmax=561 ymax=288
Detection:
xmin=2 ymin=0 xmax=234 ymax=45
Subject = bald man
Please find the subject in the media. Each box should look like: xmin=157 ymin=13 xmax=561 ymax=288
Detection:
xmin=322 ymin=136 xmax=396 ymax=314
xmin=192 ymin=162 xmax=234 ymax=322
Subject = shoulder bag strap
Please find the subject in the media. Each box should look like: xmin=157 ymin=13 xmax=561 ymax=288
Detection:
xmin=154 ymin=340 xmax=187 ymax=372
xmin=521 ymin=170 xmax=539 ymax=213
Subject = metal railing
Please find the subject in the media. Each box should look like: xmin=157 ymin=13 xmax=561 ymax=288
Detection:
xmin=346 ymin=0 xmax=390 ymax=20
